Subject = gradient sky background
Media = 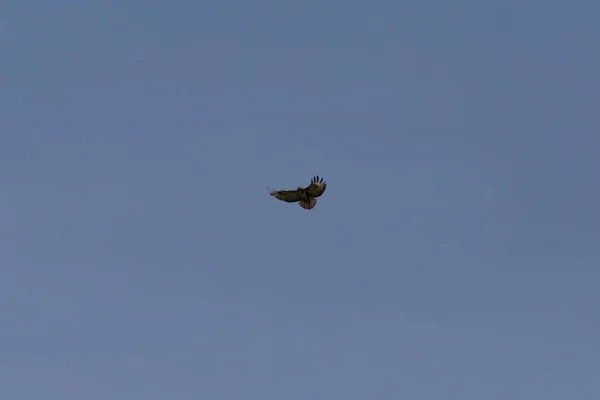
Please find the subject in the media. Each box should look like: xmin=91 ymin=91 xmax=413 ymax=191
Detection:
xmin=1 ymin=1 xmax=599 ymax=399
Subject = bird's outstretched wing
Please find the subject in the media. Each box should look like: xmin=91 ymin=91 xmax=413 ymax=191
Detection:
xmin=268 ymin=187 xmax=303 ymax=203
xmin=305 ymin=175 xmax=327 ymax=197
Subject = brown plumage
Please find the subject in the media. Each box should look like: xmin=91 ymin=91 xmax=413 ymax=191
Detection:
xmin=268 ymin=175 xmax=327 ymax=210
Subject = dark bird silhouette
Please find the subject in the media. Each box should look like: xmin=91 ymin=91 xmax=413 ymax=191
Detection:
xmin=268 ymin=176 xmax=327 ymax=210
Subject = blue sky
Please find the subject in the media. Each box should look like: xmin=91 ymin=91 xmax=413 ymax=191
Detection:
xmin=1 ymin=1 xmax=599 ymax=398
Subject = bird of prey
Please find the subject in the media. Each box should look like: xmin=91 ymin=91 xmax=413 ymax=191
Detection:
xmin=268 ymin=175 xmax=327 ymax=210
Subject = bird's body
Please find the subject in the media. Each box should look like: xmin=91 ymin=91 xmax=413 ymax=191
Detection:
xmin=268 ymin=176 xmax=327 ymax=210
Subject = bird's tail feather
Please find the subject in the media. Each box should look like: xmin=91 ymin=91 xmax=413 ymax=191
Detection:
xmin=299 ymin=197 xmax=317 ymax=210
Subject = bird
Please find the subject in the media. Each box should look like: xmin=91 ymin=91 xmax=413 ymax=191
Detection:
xmin=268 ymin=175 xmax=327 ymax=210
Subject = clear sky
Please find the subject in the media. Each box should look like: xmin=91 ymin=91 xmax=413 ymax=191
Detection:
xmin=1 ymin=1 xmax=599 ymax=399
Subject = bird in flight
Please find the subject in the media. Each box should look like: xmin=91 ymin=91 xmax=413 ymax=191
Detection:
xmin=268 ymin=175 xmax=327 ymax=210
